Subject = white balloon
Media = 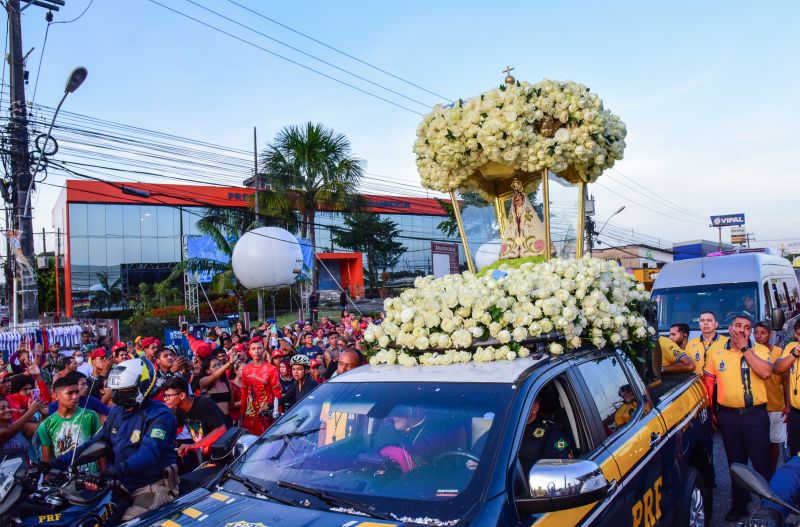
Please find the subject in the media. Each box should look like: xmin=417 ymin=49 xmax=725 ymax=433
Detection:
xmin=475 ymin=240 xmax=502 ymax=271
xmin=232 ymin=227 xmax=304 ymax=289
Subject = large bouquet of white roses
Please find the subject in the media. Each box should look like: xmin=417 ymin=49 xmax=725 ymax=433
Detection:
xmin=413 ymin=79 xmax=626 ymax=198
xmin=363 ymin=257 xmax=653 ymax=367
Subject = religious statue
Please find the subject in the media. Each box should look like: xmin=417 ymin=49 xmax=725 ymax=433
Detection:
xmin=499 ymin=180 xmax=547 ymax=259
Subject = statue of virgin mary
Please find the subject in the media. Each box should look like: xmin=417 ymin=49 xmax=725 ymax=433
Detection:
xmin=499 ymin=181 xmax=547 ymax=259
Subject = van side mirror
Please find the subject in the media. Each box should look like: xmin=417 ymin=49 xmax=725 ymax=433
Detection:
xmin=515 ymin=459 xmax=611 ymax=514
xmin=771 ymin=308 xmax=786 ymax=331
xmin=209 ymin=427 xmax=246 ymax=461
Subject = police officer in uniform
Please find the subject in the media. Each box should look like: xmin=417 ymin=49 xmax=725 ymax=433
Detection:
xmin=686 ymin=311 xmax=729 ymax=374
xmin=703 ymin=314 xmax=774 ymax=522
xmin=519 ymin=397 xmax=573 ymax=474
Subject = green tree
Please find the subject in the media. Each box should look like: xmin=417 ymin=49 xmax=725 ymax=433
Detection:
xmin=35 ymin=256 xmax=64 ymax=315
xmin=331 ymin=212 xmax=405 ymax=294
xmin=260 ymin=122 xmax=366 ymax=287
xmin=169 ymin=208 xmax=257 ymax=319
xmin=90 ymin=271 xmax=123 ymax=312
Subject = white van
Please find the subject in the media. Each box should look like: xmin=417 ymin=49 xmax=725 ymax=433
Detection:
xmin=651 ymin=249 xmax=800 ymax=345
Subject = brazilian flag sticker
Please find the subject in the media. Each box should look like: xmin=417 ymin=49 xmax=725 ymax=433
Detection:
xmin=150 ymin=428 xmax=166 ymax=440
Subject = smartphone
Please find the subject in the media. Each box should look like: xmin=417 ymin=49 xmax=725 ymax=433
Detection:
xmin=31 ymin=387 xmax=40 ymax=399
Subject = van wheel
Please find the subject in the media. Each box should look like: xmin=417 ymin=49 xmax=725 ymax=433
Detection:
xmin=676 ymin=467 xmax=708 ymax=527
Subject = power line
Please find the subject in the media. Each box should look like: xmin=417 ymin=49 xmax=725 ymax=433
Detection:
xmin=29 ymin=19 xmax=49 ymax=107
xmin=51 ymin=0 xmax=95 ymax=25
xmin=182 ymin=0 xmax=433 ymax=109
xmin=591 ymin=181 xmax=707 ymax=226
xmin=145 ymin=0 xmax=425 ymax=116
xmin=222 ymin=0 xmax=452 ymax=102
xmin=608 ymin=168 xmax=707 ymax=221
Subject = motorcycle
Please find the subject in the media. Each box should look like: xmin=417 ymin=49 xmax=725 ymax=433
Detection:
xmin=731 ymin=463 xmax=800 ymax=527
xmin=0 ymin=427 xmax=255 ymax=526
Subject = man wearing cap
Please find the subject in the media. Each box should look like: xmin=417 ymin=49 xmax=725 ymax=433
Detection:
xmin=140 ymin=337 xmax=161 ymax=362
xmin=42 ymin=342 xmax=65 ymax=387
xmin=112 ymin=342 xmax=130 ymax=365
xmin=181 ymin=328 xmax=214 ymax=362
xmin=88 ymin=348 xmax=113 ymax=403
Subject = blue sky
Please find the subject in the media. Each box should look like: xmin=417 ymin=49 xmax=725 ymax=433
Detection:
xmin=17 ymin=0 xmax=800 ymax=251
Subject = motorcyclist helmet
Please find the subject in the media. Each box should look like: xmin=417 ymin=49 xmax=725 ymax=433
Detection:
xmin=107 ymin=357 xmax=157 ymax=407
xmin=290 ymin=355 xmax=310 ymax=368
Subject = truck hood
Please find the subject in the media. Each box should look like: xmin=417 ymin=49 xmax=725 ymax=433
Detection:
xmin=126 ymin=488 xmax=409 ymax=527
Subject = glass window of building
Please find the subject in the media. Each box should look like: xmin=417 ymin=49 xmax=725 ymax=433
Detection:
xmin=140 ymin=206 xmax=158 ymax=237
xmin=86 ymin=204 xmax=106 ymax=236
xmin=69 ymin=204 xmax=87 ymax=236
xmin=123 ymin=205 xmax=141 ymax=238
xmin=88 ymin=237 xmax=107 ymax=268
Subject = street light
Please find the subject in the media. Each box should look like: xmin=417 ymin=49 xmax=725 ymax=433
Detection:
xmin=26 ymin=67 xmax=88 ymax=213
xmin=595 ymin=205 xmax=626 ymax=246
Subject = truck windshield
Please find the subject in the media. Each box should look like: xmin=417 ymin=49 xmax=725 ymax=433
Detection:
xmin=652 ymin=282 xmax=759 ymax=330
xmin=231 ymin=381 xmax=515 ymax=524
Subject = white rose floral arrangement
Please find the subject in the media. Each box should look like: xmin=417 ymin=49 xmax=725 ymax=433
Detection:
xmin=413 ymin=79 xmax=626 ymax=198
xmin=363 ymin=257 xmax=654 ymax=367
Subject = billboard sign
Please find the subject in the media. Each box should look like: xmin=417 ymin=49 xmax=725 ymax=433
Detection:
xmin=710 ymin=214 xmax=745 ymax=227
xmin=431 ymin=242 xmax=460 ymax=277
xmin=186 ymin=235 xmax=231 ymax=283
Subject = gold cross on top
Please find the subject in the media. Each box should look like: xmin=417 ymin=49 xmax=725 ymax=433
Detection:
xmin=502 ymin=66 xmax=514 ymax=76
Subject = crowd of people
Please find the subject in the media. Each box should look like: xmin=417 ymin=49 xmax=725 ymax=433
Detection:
xmin=0 ymin=310 xmax=372 ymax=521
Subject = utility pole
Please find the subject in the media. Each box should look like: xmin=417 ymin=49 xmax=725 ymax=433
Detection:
xmin=7 ymin=0 xmax=38 ymax=324
xmin=253 ymin=126 xmax=264 ymax=322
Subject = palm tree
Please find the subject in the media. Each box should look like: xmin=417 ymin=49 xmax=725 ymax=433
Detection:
xmin=90 ymin=271 xmax=122 ymax=312
xmin=170 ymin=208 xmax=257 ymax=319
xmin=260 ymin=122 xmax=366 ymax=287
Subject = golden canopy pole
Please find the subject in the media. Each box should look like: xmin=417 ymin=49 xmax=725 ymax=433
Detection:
xmin=493 ymin=195 xmax=506 ymax=233
xmin=449 ymin=190 xmax=476 ymax=273
xmin=541 ymin=169 xmax=551 ymax=261
xmin=576 ymin=181 xmax=586 ymax=258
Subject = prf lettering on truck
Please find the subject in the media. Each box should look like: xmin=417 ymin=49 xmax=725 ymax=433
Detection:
xmin=632 ymin=476 xmax=662 ymax=527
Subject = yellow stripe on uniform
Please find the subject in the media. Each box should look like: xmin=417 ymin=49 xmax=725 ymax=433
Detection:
xmin=161 ymin=521 xmax=182 ymax=527
xmin=356 ymin=523 xmax=400 ymax=527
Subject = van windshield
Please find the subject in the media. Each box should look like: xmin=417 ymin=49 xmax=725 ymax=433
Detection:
xmin=229 ymin=381 xmax=514 ymax=523
xmin=653 ymin=282 xmax=759 ymax=330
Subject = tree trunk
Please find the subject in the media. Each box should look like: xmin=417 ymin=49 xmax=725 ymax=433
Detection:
xmin=237 ymin=285 xmax=246 ymax=321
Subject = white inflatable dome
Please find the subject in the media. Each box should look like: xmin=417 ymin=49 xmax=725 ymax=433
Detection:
xmin=232 ymin=227 xmax=303 ymax=289
xmin=475 ymin=240 xmax=502 ymax=271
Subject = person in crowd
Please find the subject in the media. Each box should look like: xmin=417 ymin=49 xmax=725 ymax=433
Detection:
xmin=195 ymin=355 xmax=236 ymax=424
xmin=278 ymin=359 xmax=294 ymax=393
xmin=38 ymin=376 xmax=101 ymax=465
xmin=73 ymin=349 xmax=92 ymax=377
xmin=42 ymin=342 xmax=65 ymax=387
xmin=278 ymin=355 xmax=318 ymax=411
xmin=222 ymin=337 xmax=234 ymax=355
xmin=754 ymin=320 xmax=788 ymax=473
xmin=79 ymin=330 xmax=92 ymax=352
xmin=330 ymin=349 xmax=362 ymax=379
xmin=52 ymin=355 xmax=78 ymax=384
xmin=215 ymin=348 xmax=229 ymax=366
xmin=140 ymin=337 xmax=161 ymax=362
xmin=88 ymin=348 xmax=113 ymax=403
xmin=312 ymin=327 xmax=326 ymax=347
xmin=323 ymin=337 xmax=346 ymax=378
xmin=686 ymin=311 xmax=728 ymax=374
xmin=162 ymin=377 xmax=227 ymax=460
xmin=0 ymin=357 xmax=12 ymax=380
xmin=10 ymin=345 xmax=42 ymax=375
xmin=47 ymin=371 xmax=109 ymax=423
xmin=703 ymin=314 xmax=774 ymax=522
xmin=228 ymin=360 xmax=243 ymax=427
xmin=152 ymin=347 xmax=189 ymax=397
xmin=240 ymin=338 xmax=282 ymax=435
xmin=0 ymin=395 xmax=45 ymax=465
xmin=339 ymin=290 xmax=348 ymax=311
xmin=375 ymin=405 xmax=450 ymax=470
xmin=309 ymin=292 xmax=319 ymax=324
xmin=309 ymin=358 xmax=325 ymax=384
xmin=7 ymin=372 xmax=49 ymax=420
xmin=278 ymin=337 xmax=295 ymax=357
xmin=132 ymin=336 xmax=144 ymax=357
xmin=112 ymin=342 xmax=130 ymax=364
xmin=62 ymin=358 xmax=179 ymax=523
xmin=268 ymin=330 xmax=279 ymax=350
xmin=659 ymin=322 xmax=695 ymax=374
xmin=297 ymin=333 xmax=323 ymax=360
xmin=771 ymin=319 xmax=800 ymax=458
xmin=235 ymin=321 xmax=247 ymax=338
xmin=181 ymin=328 xmax=214 ymax=362
xmin=271 ymin=348 xmax=286 ymax=370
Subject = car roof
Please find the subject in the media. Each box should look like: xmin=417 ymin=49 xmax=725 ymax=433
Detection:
xmin=329 ymin=355 xmax=550 ymax=384
xmin=653 ymin=253 xmax=794 ymax=289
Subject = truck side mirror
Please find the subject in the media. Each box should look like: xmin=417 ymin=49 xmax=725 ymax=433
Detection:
xmin=771 ymin=308 xmax=785 ymax=331
xmin=515 ymin=459 xmax=611 ymax=514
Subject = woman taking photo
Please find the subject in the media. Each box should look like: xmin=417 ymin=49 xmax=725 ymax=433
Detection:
xmin=195 ymin=355 xmax=236 ymax=425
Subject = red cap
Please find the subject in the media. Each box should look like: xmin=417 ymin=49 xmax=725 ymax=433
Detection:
xmin=194 ymin=342 xmax=213 ymax=360
xmin=249 ymin=336 xmax=263 ymax=345
xmin=309 ymin=358 xmax=321 ymax=368
xmin=89 ymin=348 xmax=107 ymax=360
xmin=111 ymin=341 xmax=126 ymax=352
xmin=272 ymin=349 xmax=286 ymax=358
xmin=140 ymin=337 xmax=160 ymax=348
xmin=234 ymin=343 xmax=246 ymax=352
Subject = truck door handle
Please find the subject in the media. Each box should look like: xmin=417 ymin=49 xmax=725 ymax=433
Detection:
xmin=650 ymin=432 xmax=662 ymax=446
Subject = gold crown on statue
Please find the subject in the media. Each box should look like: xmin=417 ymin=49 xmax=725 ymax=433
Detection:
xmin=510 ymin=179 xmax=523 ymax=192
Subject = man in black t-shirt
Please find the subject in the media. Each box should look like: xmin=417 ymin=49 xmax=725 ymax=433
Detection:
xmin=162 ymin=377 xmax=227 ymax=459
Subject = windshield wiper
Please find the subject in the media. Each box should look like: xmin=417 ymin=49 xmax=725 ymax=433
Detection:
xmin=277 ymin=480 xmax=393 ymax=520
xmin=266 ymin=427 xmax=324 ymax=461
xmin=224 ymin=473 xmax=297 ymax=507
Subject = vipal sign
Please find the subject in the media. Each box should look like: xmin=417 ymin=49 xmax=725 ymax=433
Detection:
xmin=710 ymin=214 xmax=745 ymax=227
